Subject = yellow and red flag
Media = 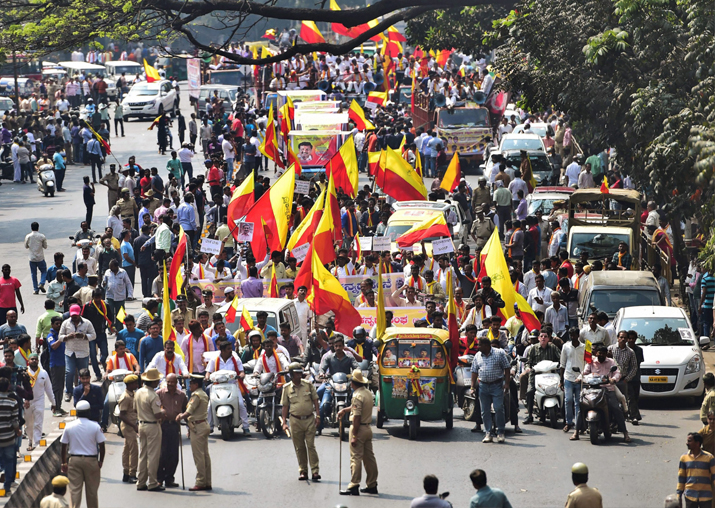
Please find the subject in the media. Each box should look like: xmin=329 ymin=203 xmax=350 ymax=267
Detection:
xmin=300 ymin=21 xmax=326 ymax=44
xmin=240 ymin=306 xmax=254 ymax=332
xmin=348 ymin=100 xmax=375 ymax=131
xmin=395 ymin=214 xmax=451 ymax=248
xmin=376 ymin=147 xmax=428 ymax=201
xmin=324 ymin=135 xmax=359 ymax=197
xmin=143 ymin=59 xmax=161 ymax=83
xmin=387 ymin=26 xmax=407 ymax=42
xmin=168 ymin=226 xmax=187 ymax=299
xmin=242 ymin=168 xmax=295 ymax=260
xmin=367 ymin=150 xmax=384 ymax=178
xmin=227 ymin=173 xmax=255 ymax=240
xmin=262 ymin=29 xmax=277 ymax=40
xmin=287 ymin=148 xmax=302 ymax=177
xmin=312 ymin=177 xmax=340 ymax=264
xmin=366 ymin=91 xmax=388 ymax=107
xmin=439 ymin=152 xmax=461 ymax=192
xmin=445 ymin=269 xmax=460 ymax=370
xmin=258 ymin=104 xmax=284 ymax=168
xmin=584 ymin=340 xmax=593 ymax=363
xmin=353 ymin=234 xmax=362 ymax=260
xmin=477 ymin=229 xmax=541 ymax=332
xmin=269 ymin=263 xmax=279 ymax=297
xmin=161 ymin=262 xmax=184 ymax=359
xmin=147 ymin=115 xmax=162 ymax=131
xmin=287 ymin=188 xmax=325 ymax=253
xmin=376 ymin=262 xmax=386 ymax=339
xmin=329 ymin=0 xmax=353 ymax=37
xmin=436 ymin=49 xmax=452 ymax=67
xmin=86 ymin=123 xmax=111 ymax=155
xmin=225 ymin=295 xmax=241 ymax=323
xmin=600 ymin=175 xmax=609 ymax=194
xmin=295 ymin=247 xmax=362 ymax=335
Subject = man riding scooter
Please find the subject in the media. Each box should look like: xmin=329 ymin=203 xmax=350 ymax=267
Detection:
xmin=523 ymin=331 xmax=560 ymax=425
xmin=316 ymin=335 xmax=359 ymax=434
xmin=570 ymin=344 xmax=631 ymax=443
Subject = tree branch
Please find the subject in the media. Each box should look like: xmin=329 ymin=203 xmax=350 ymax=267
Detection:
xmin=174 ymin=6 xmax=431 ymax=65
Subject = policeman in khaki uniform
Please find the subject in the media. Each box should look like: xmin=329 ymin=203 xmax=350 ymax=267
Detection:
xmin=177 ymin=374 xmax=212 ymax=491
xmin=117 ymin=188 xmax=139 ymax=228
xmin=40 ymin=475 xmax=70 ymax=508
xmin=117 ymin=374 xmax=139 ymax=483
xmin=281 ymin=362 xmax=321 ymax=481
xmin=134 ymin=368 xmax=164 ymax=492
xmin=339 ymin=369 xmax=378 ymax=496
xmin=565 ymin=462 xmax=603 ymax=508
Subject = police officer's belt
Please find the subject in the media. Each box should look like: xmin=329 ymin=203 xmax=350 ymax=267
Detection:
xmin=290 ymin=414 xmax=313 ymax=420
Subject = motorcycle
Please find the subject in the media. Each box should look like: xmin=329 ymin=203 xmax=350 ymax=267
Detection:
xmin=107 ymin=368 xmax=131 ymax=430
xmin=209 ymin=369 xmax=244 ymax=441
xmin=576 ymin=365 xmax=621 ymax=445
xmin=454 ymin=354 xmax=479 ymax=422
xmin=256 ymin=370 xmax=287 ymax=439
xmin=320 ymin=372 xmax=352 ymax=440
xmin=36 ymin=163 xmax=56 ymax=197
xmin=533 ymin=360 xmax=564 ymax=429
xmin=242 ymin=359 xmax=259 ymax=418
xmin=358 ymin=359 xmax=376 ymax=392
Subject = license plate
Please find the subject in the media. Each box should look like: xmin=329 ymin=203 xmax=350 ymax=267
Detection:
xmin=648 ymin=376 xmax=668 ymax=383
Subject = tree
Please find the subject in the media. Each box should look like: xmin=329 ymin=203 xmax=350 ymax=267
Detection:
xmin=0 ymin=0 xmax=514 ymax=65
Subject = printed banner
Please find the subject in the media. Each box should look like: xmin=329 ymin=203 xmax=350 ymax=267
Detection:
xmin=357 ymin=307 xmax=426 ymax=329
xmin=186 ymin=58 xmax=201 ymax=99
xmin=437 ymin=126 xmax=491 ymax=156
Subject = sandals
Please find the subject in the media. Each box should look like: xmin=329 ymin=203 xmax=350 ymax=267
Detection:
xmin=624 ymin=435 xmax=632 ymax=443
xmin=563 ymin=425 xmax=572 ymax=433
xmin=27 ymin=446 xmax=35 ymax=451
xmin=569 ymin=434 xmax=579 ymax=441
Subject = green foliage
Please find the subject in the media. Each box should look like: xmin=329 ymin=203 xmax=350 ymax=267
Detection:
xmin=405 ymin=5 xmax=511 ymax=55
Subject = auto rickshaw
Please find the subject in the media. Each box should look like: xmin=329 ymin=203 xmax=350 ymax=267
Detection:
xmin=375 ymin=328 xmax=453 ymax=440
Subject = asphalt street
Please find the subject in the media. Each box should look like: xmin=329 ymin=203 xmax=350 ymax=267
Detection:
xmin=0 ymin=91 xmax=704 ymax=507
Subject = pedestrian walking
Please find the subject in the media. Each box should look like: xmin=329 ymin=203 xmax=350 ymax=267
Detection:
xmin=0 ymin=264 xmax=24 ymax=327
xmin=677 ymin=433 xmax=715 ymax=508
xmin=177 ymin=374 xmax=212 ymax=491
xmin=117 ymin=374 xmax=139 ymax=483
xmin=469 ymin=469 xmax=512 ymax=508
xmin=135 ymin=368 xmax=164 ymax=491
xmin=470 ymin=336 xmax=511 ymax=443
xmin=0 ymin=377 xmax=20 ymax=498
xmin=39 ymin=475 xmax=70 ymax=508
xmin=83 ymin=176 xmax=96 ymax=227
xmin=25 ymin=222 xmax=48 ymax=295
xmin=25 ymin=353 xmax=55 ymax=451
xmin=339 ymin=369 xmax=378 ymax=496
xmin=60 ymin=400 xmax=106 ymax=508
xmin=99 ymin=164 xmax=120 ymax=211
xmin=281 ymin=362 xmax=321 ymax=481
xmin=156 ymin=373 xmax=187 ymax=488
xmin=46 ymin=315 xmax=67 ymax=416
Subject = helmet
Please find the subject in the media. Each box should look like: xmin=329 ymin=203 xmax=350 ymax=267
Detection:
xmin=353 ymin=326 xmax=367 ymax=338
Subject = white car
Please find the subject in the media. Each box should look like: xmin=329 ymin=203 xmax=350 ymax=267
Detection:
xmin=513 ymin=122 xmax=555 ymax=138
xmin=498 ymin=132 xmax=546 ymax=153
xmin=121 ymin=80 xmax=177 ymax=120
xmin=612 ymin=306 xmax=708 ymax=399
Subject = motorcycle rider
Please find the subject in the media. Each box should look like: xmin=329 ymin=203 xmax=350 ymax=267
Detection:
xmin=239 ymin=330 xmax=263 ymax=364
xmin=346 ymin=327 xmax=377 ymax=363
xmin=523 ymin=331 xmax=560 ymax=425
xmin=570 ymin=344 xmax=631 ymax=442
xmin=316 ymin=335 xmax=359 ymax=434
xmin=205 ymin=339 xmax=250 ymax=434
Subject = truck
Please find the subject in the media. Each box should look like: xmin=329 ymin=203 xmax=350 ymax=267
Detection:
xmin=566 ymin=188 xmax=642 ymax=268
xmin=411 ymin=91 xmax=493 ymax=168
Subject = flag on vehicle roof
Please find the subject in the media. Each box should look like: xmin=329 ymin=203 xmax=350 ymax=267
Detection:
xmin=143 ymin=59 xmax=161 ymax=83
xmin=262 ymin=29 xmax=277 ymax=40
xmin=396 ymin=214 xmax=451 ymax=248
xmin=225 ymin=295 xmax=241 ymax=323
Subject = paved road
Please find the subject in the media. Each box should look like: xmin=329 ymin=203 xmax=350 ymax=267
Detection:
xmin=0 ymin=91 xmax=705 ymax=507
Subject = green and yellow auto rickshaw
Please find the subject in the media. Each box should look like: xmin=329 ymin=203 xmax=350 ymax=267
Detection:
xmin=375 ymin=328 xmax=454 ymax=440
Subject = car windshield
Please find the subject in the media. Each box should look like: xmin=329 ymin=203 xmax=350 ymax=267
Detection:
xmin=398 ymin=88 xmax=412 ymax=104
xmin=383 ymin=224 xmax=414 ymax=241
xmin=622 ymin=318 xmax=694 ymax=346
xmin=501 ymin=138 xmax=543 ymax=151
xmin=210 ymin=71 xmax=244 ymax=85
xmin=588 ymin=290 xmax=661 ymax=315
xmin=516 ymin=125 xmax=552 ymax=137
xmin=528 ymin=198 xmax=559 ymax=215
xmin=129 ymin=83 xmax=160 ymax=96
xmin=570 ymin=232 xmax=629 ymax=260
xmin=109 ymin=65 xmax=142 ymax=76
xmin=505 ymin=155 xmax=550 ymax=174
xmin=437 ymin=108 xmax=488 ymax=128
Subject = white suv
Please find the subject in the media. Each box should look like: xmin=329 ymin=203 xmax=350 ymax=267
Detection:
xmin=612 ymin=306 xmax=707 ymax=399
xmin=121 ymin=80 xmax=177 ymax=120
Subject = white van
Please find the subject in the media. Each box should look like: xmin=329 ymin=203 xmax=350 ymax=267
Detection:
xmin=219 ymin=298 xmax=300 ymax=341
xmin=103 ymin=61 xmax=144 ymax=98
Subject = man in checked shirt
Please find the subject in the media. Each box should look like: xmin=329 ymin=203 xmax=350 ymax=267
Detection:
xmin=608 ymin=330 xmax=637 ymax=415
xmin=470 ymin=337 xmax=512 ymax=444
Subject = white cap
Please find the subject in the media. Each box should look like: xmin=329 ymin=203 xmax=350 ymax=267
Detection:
xmin=76 ymin=400 xmax=91 ymax=411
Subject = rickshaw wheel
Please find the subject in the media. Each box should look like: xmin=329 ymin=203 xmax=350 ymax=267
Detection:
xmin=408 ymin=416 xmax=418 ymax=440
xmin=446 ymin=407 xmax=454 ymax=430
xmin=376 ymin=410 xmax=384 ymax=429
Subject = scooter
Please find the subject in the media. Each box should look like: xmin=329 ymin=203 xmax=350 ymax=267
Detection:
xmin=576 ymin=365 xmax=620 ymax=445
xmin=209 ymin=369 xmax=244 ymax=441
xmin=320 ymin=372 xmax=352 ymax=440
xmin=533 ymin=360 xmax=564 ymax=429
xmin=256 ymin=371 xmax=287 ymax=439
xmin=242 ymin=359 xmax=259 ymax=418
xmin=107 ymin=368 xmax=131 ymax=429
xmin=37 ymin=164 xmax=56 ymax=197
xmin=454 ymin=354 xmax=478 ymax=421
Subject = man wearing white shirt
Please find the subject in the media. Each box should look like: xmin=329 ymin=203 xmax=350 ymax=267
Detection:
xmin=25 ymin=353 xmax=56 ymax=450
xmin=294 ymin=286 xmax=313 ymax=346
xmin=580 ymin=312 xmax=610 ymax=346
xmin=560 ymin=328 xmax=585 ymax=431
xmin=523 ymin=261 xmax=541 ymax=293
xmin=544 ymin=292 xmax=568 ymax=336
xmin=205 ymin=340 xmax=250 ymax=433
xmin=527 ymin=274 xmax=552 ymax=314
xmin=564 ymin=159 xmax=581 ymax=187
xmin=147 ymin=340 xmax=189 ymax=378
xmin=253 ymin=338 xmax=289 ymax=376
